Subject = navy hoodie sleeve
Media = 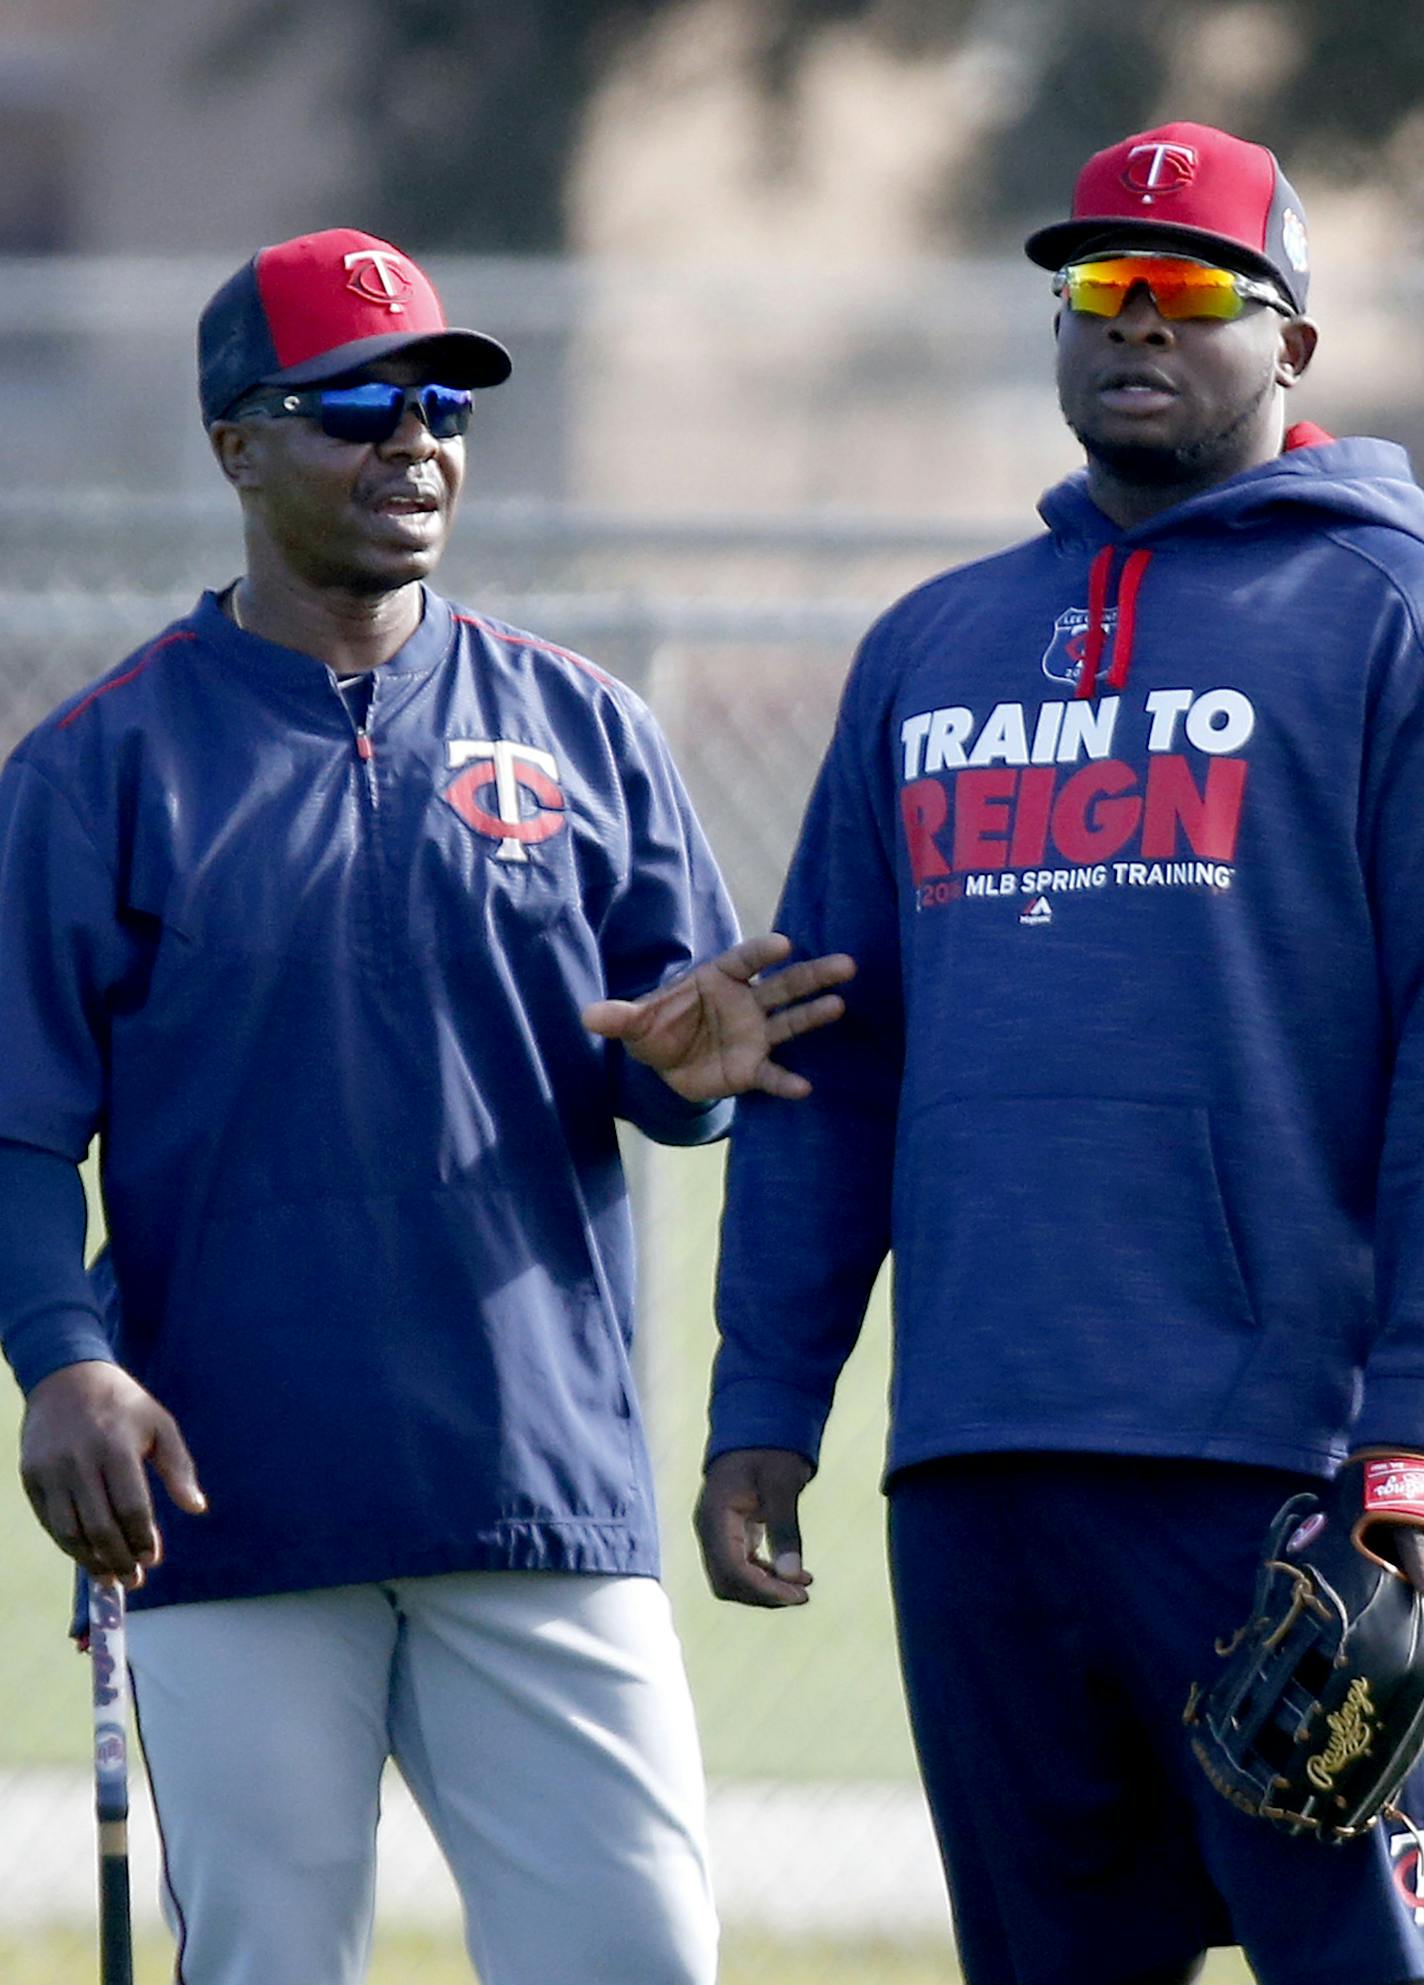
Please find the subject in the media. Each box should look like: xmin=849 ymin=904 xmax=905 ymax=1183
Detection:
xmin=1354 ymin=608 xmax=1424 ymax=1449
xmin=599 ymin=698 xmax=737 ymax=1147
xmin=708 ymin=632 xmax=905 ymax=1465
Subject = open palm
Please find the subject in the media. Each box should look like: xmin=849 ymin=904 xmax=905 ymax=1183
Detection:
xmin=582 ymin=933 xmax=855 ymax=1101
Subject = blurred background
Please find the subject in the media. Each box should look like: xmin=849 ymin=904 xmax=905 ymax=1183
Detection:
xmin=2 ymin=2 xmax=1423 ymax=1978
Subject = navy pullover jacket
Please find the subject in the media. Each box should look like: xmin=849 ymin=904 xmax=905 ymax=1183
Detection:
xmin=710 ymin=434 xmax=1424 ymax=1483
xmin=0 ymin=590 xmax=736 ymax=1607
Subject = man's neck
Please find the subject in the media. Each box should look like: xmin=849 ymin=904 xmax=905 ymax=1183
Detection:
xmin=1082 ymin=413 xmax=1287 ymax=531
xmin=230 ymin=573 xmax=424 ymax=672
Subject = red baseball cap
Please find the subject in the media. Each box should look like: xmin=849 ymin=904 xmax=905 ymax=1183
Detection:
xmin=1024 ymin=122 xmax=1310 ymax=312
xmin=198 ymin=227 xmax=512 ymax=425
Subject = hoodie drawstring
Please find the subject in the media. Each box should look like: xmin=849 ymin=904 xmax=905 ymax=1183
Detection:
xmin=1075 ymin=546 xmax=1153 ymax=699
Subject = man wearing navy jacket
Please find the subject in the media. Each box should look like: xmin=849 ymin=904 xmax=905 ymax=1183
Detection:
xmin=0 ymin=228 xmax=851 ymax=1985
xmin=700 ymin=124 xmax=1424 ymax=1984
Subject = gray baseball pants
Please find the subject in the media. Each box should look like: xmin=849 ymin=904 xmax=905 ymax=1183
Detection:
xmin=126 ymin=1569 xmax=719 ymax=1984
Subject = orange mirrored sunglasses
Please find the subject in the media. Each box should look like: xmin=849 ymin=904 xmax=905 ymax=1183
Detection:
xmin=1053 ymin=256 xmax=1292 ymax=322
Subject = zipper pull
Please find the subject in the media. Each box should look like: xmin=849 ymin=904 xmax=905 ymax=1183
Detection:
xmin=356 ymin=731 xmax=373 ymax=762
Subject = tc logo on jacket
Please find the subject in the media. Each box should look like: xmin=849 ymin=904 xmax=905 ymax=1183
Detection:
xmin=443 ymin=739 xmax=568 ymax=862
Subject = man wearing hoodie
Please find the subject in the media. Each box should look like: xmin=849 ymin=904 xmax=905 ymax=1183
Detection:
xmin=697 ymin=123 xmax=1424 ymax=1984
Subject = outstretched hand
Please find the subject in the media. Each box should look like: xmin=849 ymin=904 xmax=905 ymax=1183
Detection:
xmin=582 ymin=933 xmax=855 ymax=1101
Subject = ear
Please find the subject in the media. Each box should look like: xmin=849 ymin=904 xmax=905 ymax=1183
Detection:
xmin=208 ymin=418 xmax=265 ymax=490
xmin=1276 ymin=316 xmax=1319 ymax=390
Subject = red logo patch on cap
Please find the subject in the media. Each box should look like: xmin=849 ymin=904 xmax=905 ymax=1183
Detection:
xmin=344 ymin=248 xmax=414 ymax=315
xmin=1122 ymin=142 xmax=1198 ymax=197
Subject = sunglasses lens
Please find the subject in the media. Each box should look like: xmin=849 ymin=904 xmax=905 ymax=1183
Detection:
xmin=1147 ymin=265 xmax=1244 ymax=321
xmin=1061 ymin=259 xmax=1248 ymax=322
xmin=314 ymin=383 xmax=474 ymax=443
xmin=1060 ymin=267 xmax=1126 ymax=317
xmin=317 ymin=384 xmax=407 ymax=444
xmin=418 ymin=385 xmax=474 ymax=439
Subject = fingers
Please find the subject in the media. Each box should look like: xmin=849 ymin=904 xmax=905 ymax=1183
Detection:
xmin=695 ymin=1449 xmax=814 ymax=1609
xmin=23 ymin=1438 xmax=158 ymax=1588
xmin=19 ymin=1363 xmax=206 ymax=1587
xmin=713 ymin=933 xmax=794 ymax=984
xmin=754 ymin=952 xmax=856 ymax=1011
xmin=753 ymin=1061 xmax=813 ymax=1102
xmin=763 ymin=991 xmax=847 ymax=1048
xmin=150 ymin=1413 xmax=209 ymax=1518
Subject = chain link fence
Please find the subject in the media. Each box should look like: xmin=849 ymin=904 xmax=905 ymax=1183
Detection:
xmin=1 ymin=247 xmax=1417 ymax=1980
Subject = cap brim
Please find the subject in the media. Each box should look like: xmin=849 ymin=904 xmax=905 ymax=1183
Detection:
xmin=1025 ymin=218 xmax=1302 ymax=310
xmin=263 ymin=327 xmax=512 ymax=392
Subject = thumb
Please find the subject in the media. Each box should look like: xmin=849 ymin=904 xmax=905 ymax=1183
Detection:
xmin=761 ymin=1470 xmax=808 ymax=1582
xmin=150 ymin=1413 xmax=208 ymax=1515
xmin=581 ymin=997 xmax=641 ymax=1041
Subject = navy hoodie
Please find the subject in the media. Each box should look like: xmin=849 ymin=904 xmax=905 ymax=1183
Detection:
xmin=710 ymin=433 xmax=1424 ymax=1483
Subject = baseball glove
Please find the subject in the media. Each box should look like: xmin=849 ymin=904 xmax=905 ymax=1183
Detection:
xmin=1185 ymin=1468 xmax=1424 ymax=1842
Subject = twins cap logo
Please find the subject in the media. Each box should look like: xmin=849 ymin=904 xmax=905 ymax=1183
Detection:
xmin=443 ymin=739 xmax=567 ymax=863
xmin=344 ymin=248 xmax=413 ymax=315
xmin=1282 ymin=207 xmax=1310 ymax=274
xmin=1122 ymin=141 xmax=1197 ymax=199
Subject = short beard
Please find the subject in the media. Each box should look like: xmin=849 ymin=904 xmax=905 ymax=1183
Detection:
xmin=1068 ymin=365 xmax=1276 ymax=490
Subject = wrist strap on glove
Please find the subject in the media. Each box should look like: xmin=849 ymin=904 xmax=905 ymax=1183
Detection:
xmin=1349 ymin=1451 xmax=1424 ymax=1576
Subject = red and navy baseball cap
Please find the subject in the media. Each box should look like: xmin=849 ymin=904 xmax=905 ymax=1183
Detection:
xmin=1025 ymin=122 xmax=1310 ymax=313
xmin=198 ymin=227 xmax=512 ymax=426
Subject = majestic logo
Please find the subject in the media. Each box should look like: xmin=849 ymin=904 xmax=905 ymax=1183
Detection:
xmin=344 ymin=248 xmax=412 ymax=315
xmin=1043 ymin=607 xmax=1117 ymax=686
xmin=1122 ymin=142 xmax=1198 ymax=197
xmin=443 ymin=740 xmax=566 ymax=862
xmin=1019 ymin=895 xmax=1052 ymax=927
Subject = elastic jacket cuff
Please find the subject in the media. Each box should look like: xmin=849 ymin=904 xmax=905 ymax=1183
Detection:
xmin=613 ymin=1053 xmax=733 ymax=1147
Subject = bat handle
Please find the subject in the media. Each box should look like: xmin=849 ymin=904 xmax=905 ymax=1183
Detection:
xmin=88 ymin=1576 xmax=134 ymax=1985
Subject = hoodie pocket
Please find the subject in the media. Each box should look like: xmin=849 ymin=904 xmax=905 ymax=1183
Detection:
xmin=892 ymin=1095 xmax=1258 ymax=1441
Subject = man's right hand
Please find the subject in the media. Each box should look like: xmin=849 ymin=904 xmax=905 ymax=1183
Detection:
xmin=695 ymin=1447 xmax=815 ymax=1608
xmin=19 ymin=1361 xmax=207 ymax=1588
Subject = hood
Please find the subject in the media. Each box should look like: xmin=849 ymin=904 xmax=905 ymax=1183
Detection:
xmin=1036 ymin=429 xmax=1424 ymax=699
xmin=1039 ymin=428 xmax=1424 ymax=552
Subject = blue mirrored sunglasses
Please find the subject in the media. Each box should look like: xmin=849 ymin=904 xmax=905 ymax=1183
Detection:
xmin=232 ymin=381 xmax=474 ymax=444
